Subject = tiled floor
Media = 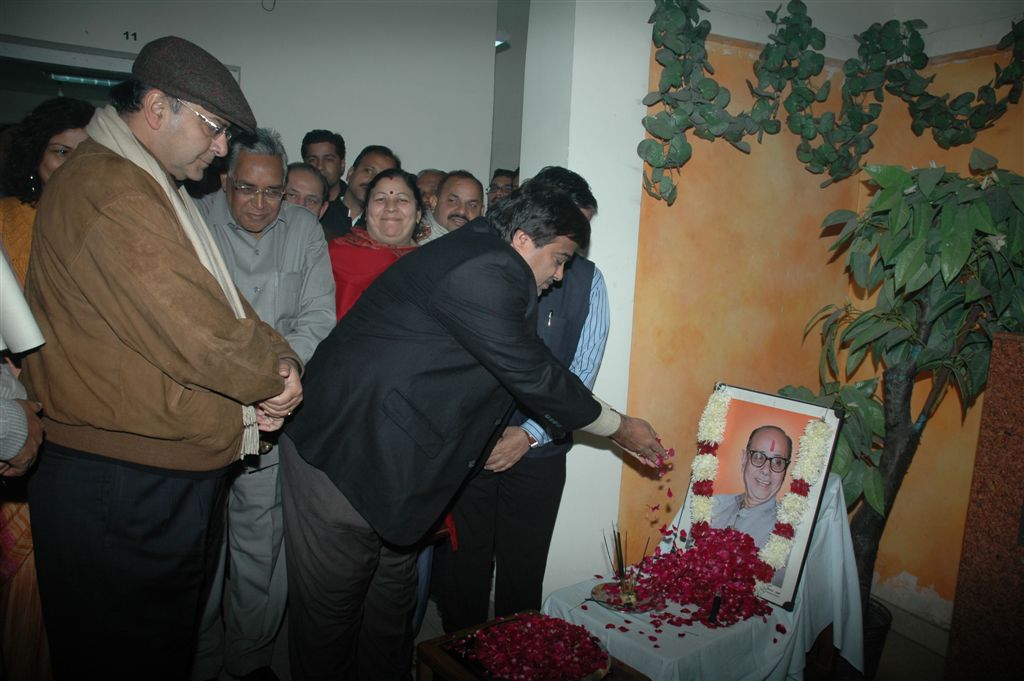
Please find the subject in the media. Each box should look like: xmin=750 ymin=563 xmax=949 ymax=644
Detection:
xmin=875 ymin=630 xmax=945 ymax=681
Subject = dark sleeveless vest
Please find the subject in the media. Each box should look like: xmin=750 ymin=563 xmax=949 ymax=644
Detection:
xmin=510 ymin=256 xmax=596 ymax=459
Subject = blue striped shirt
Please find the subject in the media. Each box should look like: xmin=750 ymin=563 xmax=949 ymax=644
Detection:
xmin=520 ymin=267 xmax=610 ymax=446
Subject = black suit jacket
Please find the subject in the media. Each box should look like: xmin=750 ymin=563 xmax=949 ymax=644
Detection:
xmin=286 ymin=218 xmax=601 ymax=545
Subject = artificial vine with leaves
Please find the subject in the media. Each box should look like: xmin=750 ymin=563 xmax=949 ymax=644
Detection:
xmin=639 ymin=0 xmax=1024 ymax=203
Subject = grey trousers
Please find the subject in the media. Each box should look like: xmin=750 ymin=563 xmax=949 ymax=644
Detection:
xmin=193 ymin=449 xmax=287 ymax=679
xmin=279 ymin=435 xmax=416 ymax=681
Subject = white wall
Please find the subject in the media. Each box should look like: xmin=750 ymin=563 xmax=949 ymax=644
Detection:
xmin=0 ymin=0 xmax=498 ymax=180
xmin=489 ymin=0 xmax=531 ymax=173
xmin=520 ymin=0 xmax=654 ymax=596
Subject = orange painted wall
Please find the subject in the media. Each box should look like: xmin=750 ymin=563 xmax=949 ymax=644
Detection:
xmin=622 ymin=37 xmax=1023 ymax=609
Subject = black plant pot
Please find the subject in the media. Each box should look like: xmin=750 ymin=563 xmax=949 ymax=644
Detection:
xmin=861 ymin=597 xmax=893 ymax=681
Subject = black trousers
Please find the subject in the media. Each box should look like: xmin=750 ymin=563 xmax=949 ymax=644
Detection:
xmin=28 ymin=443 xmax=227 ymax=681
xmin=434 ymin=453 xmax=567 ymax=632
xmin=279 ymin=436 xmax=416 ymax=681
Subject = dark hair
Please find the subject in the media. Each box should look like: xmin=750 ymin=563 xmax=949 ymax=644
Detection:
xmin=491 ymin=167 xmax=517 ymax=182
xmin=351 ymin=144 xmax=401 ymax=170
xmin=300 ymin=129 xmax=346 ymax=161
xmin=530 ymin=166 xmax=597 ymax=214
xmin=287 ymin=162 xmax=330 ymax=203
xmin=745 ymin=425 xmax=793 ymax=459
xmin=1 ymin=97 xmax=95 ymax=203
xmin=437 ymin=170 xmax=483 ymax=199
xmin=488 ymin=182 xmax=590 ymax=250
xmin=109 ymin=78 xmax=160 ymax=115
xmin=361 ymin=167 xmax=426 ymax=239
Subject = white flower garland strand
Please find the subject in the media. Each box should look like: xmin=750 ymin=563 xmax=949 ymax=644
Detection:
xmin=687 ymin=387 xmax=836 ymax=597
xmin=754 ymin=417 xmax=835 ymax=595
xmin=689 ymin=385 xmax=730 ymax=525
xmin=695 ymin=384 xmax=730 ymax=444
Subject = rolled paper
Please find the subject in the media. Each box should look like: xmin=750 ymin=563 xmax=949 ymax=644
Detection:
xmin=0 ymin=255 xmax=44 ymax=353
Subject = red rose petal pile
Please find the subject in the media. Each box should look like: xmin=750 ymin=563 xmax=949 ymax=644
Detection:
xmin=601 ymin=526 xmax=774 ymax=629
xmin=451 ymin=612 xmax=609 ymax=680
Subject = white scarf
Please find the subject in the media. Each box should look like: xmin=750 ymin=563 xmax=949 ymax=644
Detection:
xmin=86 ymin=105 xmax=259 ymax=457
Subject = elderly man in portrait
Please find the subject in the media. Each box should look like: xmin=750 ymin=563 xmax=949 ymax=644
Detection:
xmin=192 ymin=129 xmax=335 ymax=681
xmin=713 ymin=425 xmax=792 ymax=548
xmin=285 ymin=161 xmax=330 ymax=221
xmin=418 ymin=170 xmax=484 ymax=244
xmin=22 ymin=36 xmax=302 ymax=680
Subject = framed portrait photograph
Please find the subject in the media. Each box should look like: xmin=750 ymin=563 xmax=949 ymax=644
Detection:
xmin=664 ymin=384 xmax=842 ymax=609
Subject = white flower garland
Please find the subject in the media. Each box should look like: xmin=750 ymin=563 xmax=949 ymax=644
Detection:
xmin=687 ymin=387 xmax=836 ymax=597
xmin=695 ymin=384 xmax=731 ymax=444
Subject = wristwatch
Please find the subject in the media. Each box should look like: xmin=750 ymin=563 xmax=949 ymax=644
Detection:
xmin=525 ymin=430 xmax=540 ymax=448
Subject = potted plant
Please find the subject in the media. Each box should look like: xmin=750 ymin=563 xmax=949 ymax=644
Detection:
xmin=780 ymin=149 xmax=1024 ymax=619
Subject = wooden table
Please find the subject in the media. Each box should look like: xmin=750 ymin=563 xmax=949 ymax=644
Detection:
xmin=416 ymin=611 xmax=651 ymax=680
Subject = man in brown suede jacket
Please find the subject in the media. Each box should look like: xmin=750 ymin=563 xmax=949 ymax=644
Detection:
xmin=21 ymin=37 xmax=302 ymax=681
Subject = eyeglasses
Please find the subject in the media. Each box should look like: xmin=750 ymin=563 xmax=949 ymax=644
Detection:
xmin=488 ymin=183 xmax=513 ymax=195
xmin=231 ymin=180 xmax=285 ymax=202
xmin=285 ymin=189 xmax=324 ymax=210
xmin=746 ymin=449 xmax=791 ymax=474
xmin=176 ymin=98 xmax=233 ymax=141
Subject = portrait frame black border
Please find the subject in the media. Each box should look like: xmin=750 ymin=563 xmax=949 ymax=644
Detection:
xmin=667 ymin=383 xmax=843 ymax=610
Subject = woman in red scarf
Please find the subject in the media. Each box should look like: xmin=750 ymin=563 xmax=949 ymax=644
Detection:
xmin=329 ymin=167 xmax=424 ymax=319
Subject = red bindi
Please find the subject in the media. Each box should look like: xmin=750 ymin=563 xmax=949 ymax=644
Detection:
xmin=769 ymin=439 xmax=776 ymax=453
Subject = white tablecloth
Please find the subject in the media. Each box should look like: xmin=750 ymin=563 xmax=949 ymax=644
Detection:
xmin=542 ymin=474 xmax=863 ymax=681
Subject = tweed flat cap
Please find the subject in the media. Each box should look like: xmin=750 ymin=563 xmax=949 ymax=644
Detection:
xmin=132 ymin=36 xmax=256 ymax=133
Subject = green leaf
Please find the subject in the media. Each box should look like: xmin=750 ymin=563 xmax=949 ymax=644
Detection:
xmin=849 ymin=251 xmax=872 ymax=288
xmin=894 ymin=233 xmax=927 ymax=291
xmin=779 ymin=385 xmax=822 ymax=405
xmin=889 ymin=198 xmax=911 ymax=233
xmin=916 ymin=167 xmax=945 ymax=198
xmin=865 ymin=164 xmax=913 ymax=190
xmin=845 ymin=344 xmax=869 ymax=376
xmin=643 ymin=114 xmax=676 ymax=140
xmin=905 ymin=254 xmax=940 ymax=294
xmin=816 ymin=80 xmax=832 ymax=102
xmin=841 ymin=461 xmax=864 ymax=507
xmin=667 ymin=135 xmax=693 ymax=166
xmin=862 ymin=467 xmax=885 ymax=515
xmin=642 ymin=91 xmax=663 ymax=107
xmin=968 ymin=202 xmax=997 ymax=234
xmin=1007 ymin=185 xmax=1024 ymax=215
xmin=637 ymin=139 xmax=665 ymax=165
xmin=872 ymin=186 xmax=903 ymax=212
xmin=803 ymin=303 xmax=838 ymax=337
xmin=845 ymin=317 xmax=891 ymax=354
xmin=831 ymin=435 xmax=852 ymax=477
xmin=964 ymin=278 xmax=991 ymax=304
xmin=696 ymin=77 xmax=720 ymax=100
xmin=729 ymin=139 xmax=752 ymax=154
xmin=940 ymin=207 xmax=973 ymax=284
xmin=969 ymin=148 xmax=999 ymax=172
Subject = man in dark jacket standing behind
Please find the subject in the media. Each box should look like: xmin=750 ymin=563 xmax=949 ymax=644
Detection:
xmin=281 ymin=182 xmax=666 ymax=681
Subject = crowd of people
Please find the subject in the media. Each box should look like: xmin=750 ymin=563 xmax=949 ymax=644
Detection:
xmin=0 ymin=35 xmax=668 ymax=681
